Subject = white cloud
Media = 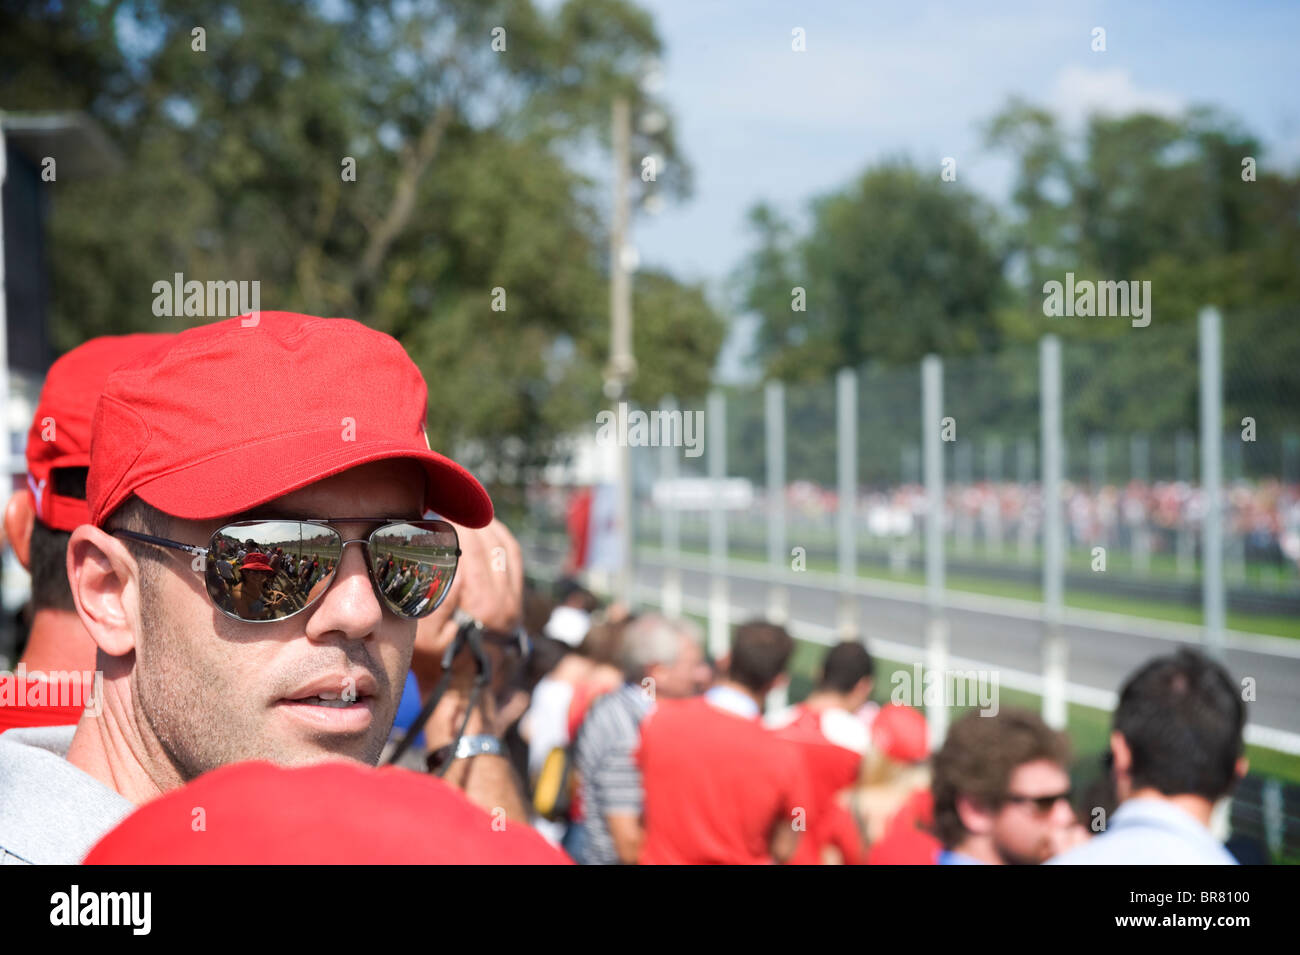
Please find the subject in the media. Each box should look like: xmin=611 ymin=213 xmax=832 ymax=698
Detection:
xmin=1049 ymin=66 xmax=1185 ymax=128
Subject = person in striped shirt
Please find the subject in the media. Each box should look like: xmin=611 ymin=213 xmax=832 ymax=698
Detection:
xmin=573 ymin=615 xmax=709 ymax=864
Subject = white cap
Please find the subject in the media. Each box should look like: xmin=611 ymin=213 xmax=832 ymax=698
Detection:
xmin=543 ymin=605 xmax=591 ymax=648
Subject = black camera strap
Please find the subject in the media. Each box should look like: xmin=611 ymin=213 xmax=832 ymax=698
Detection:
xmin=385 ymin=612 xmax=492 ymax=775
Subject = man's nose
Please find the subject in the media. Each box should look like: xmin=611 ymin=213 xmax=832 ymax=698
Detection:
xmin=304 ymin=540 xmax=384 ymax=641
xmin=1052 ymin=798 xmax=1078 ymax=826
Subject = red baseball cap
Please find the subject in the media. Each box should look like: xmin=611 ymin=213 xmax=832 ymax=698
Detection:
xmin=83 ymin=759 xmax=571 ymax=864
xmin=86 ymin=312 xmax=492 ymax=528
xmin=24 ymin=333 xmax=173 ymax=531
xmin=239 ymin=553 xmax=274 ymax=574
xmin=871 ymin=703 xmax=929 ymax=764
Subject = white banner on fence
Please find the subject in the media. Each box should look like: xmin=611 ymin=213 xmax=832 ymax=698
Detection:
xmin=652 ymin=477 xmax=753 ymax=511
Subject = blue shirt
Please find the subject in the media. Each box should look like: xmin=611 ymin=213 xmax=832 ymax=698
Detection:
xmin=704 ymin=685 xmax=760 ymax=720
xmin=938 ymin=848 xmax=985 ymax=865
xmin=390 ymin=671 xmax=426 ymax=748
xmin=1048 ymin=797 xmax=1237 ymax=865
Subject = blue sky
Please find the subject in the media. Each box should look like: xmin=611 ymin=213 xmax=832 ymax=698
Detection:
xmin=565 ymin=1 xmax=1300 ymax=378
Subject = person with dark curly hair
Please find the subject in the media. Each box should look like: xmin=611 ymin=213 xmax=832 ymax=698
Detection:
xmin=931 ymin=707 xmax=1080 ymax=864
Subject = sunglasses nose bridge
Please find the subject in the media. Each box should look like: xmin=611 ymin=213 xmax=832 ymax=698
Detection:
xmin=318 ymin=538 xmax=386 ymax=611
xmin=336 ymin=537 xmax=378 ymax=574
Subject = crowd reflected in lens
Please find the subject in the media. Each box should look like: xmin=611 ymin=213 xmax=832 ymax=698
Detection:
xmin=204 ymin=520 xmax=458 ymax=622
xmin=371 ymin=523 xmax=457 ymax=619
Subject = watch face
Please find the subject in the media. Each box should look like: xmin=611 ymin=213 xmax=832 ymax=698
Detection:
xmin=454 ymin=734 xmax=502 ymax=760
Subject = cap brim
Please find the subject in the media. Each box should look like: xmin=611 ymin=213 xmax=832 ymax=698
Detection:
xmin=130 ymin=436 xmax=492 ymax=528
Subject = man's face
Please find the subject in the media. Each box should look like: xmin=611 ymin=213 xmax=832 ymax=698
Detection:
xmin=132 ymin=459 xmax=427 ymax=780
xmin=653 ymin=633 xmax=709 ymax=699
xmin=990 ymin=758 xmax=1077 ymax=864
xmin=242 ymin=570 xmax=270 ymax=596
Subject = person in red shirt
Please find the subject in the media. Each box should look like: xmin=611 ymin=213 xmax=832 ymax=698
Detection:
xmin=637 ymin=619 xmax=813 ymax=865
xmin=83 ymin=758 xmax=569 ymax=864
xmin=865 ymin=788 xmax=941 ymax=865
xmin=1 ymin=334 xmax=170 ymax=732
xmin=768 ymin=641 xmax=874 ymax=864
xmin=841 ymin=702 xmax=934 ymax=864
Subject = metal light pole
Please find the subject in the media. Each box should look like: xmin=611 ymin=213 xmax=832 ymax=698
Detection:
xmin=922 ymin=355 xmax=948 ymax=746
xmin=1200 ymin=306 xmax=1225 ymax=659
xmin=606 ymin=97 xmax=636 ymax=606
xmin=1040 ymin=335 xmax=1067 ymax=730
xmin=765 ymin=380 xmax=787 ymax=624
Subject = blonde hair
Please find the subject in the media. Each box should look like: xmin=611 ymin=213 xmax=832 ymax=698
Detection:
xmin=847 ymin=749 xmax=931 ymax=848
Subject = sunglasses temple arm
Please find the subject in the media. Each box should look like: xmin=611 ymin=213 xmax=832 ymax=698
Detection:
xmin=113 ymin=529 xmax=208 ymax=559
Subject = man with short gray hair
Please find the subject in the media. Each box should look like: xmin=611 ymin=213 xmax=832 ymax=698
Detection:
xmin=572 ymin=614 xmax=709 ymax=864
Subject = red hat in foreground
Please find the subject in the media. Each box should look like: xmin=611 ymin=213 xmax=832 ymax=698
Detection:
xmin=86 ymin=312 xmax=492 ymax=528
xmin=871 ymin=703 xmax=929 ymax=764
xmin=83 ymin=760 xmax=570 ymax=865
xmin=24 ymin=334 xmax=172 ymax=531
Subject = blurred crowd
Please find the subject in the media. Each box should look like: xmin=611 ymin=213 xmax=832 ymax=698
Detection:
xmin=424 ymin=573 xmax=1258 ymax=865
xmin=762 ymin=479 xmax=1300 ymax=569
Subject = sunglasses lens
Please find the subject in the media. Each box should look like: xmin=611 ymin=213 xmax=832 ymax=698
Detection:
xmin=206 ymin=521 xmax=341 ymax=621
xmin=1033 ymin=792 xmax=1071 ymax=813
xmin=369 ymin=522 xmax=458 ymax=619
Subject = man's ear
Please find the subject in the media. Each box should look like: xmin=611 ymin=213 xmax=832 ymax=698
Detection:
xmin=955 ymin=793 xmax=994 ymax=836
xmin=3 ymin=492 xmax=36 ymax=571
xmin=67 ymin=524 xmax=142 ymax=658
xmin=1109 ymin=731 xmax=1132 ymax=775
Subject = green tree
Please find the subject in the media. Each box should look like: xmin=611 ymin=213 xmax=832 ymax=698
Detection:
xmin=0 ymin=0 xmax=725 ymax=516
xmin=986 ymin=100 xmax=1300 ymax=460
xmin=738 ymin=161 xmax=1008 ymax=383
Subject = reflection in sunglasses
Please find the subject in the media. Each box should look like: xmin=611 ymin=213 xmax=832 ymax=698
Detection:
xmin=203 ymin=520 xmax=458 ymax=622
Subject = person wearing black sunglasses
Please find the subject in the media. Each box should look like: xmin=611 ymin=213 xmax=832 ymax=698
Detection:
xmin=0 ymin=313 xmax=511 ymax=865
xmin=931 ymin=707 xmax=1084 ymax=865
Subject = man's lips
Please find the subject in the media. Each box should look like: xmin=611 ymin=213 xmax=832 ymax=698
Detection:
xmin=280 ymin=671 xmax=379 ymax=703
xmin=275 ymin=695 xmax=376 ymax=734
xmin=274 ymin=671 xmax=381 ymax=734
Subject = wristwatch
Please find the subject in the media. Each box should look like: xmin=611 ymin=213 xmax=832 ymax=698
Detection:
xmin=452 ymin=734 xmax=504 ymax=760
xmin=425 ymin=734 xmax=504 ymax=773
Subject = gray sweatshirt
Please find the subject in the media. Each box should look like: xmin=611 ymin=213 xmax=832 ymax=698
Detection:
xmin=0 ymin=725 xmax=134 ymax=864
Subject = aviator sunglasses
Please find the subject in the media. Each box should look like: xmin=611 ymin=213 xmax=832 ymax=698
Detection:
xmin=112 ymin=519 xmax=460 ymax=623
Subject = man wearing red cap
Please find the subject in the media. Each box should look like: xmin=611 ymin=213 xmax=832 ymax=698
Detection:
xmin=0 ymin=312 xmax=560 ymax=864
xmin=1 ymin=334 xmax=170 ymax=732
